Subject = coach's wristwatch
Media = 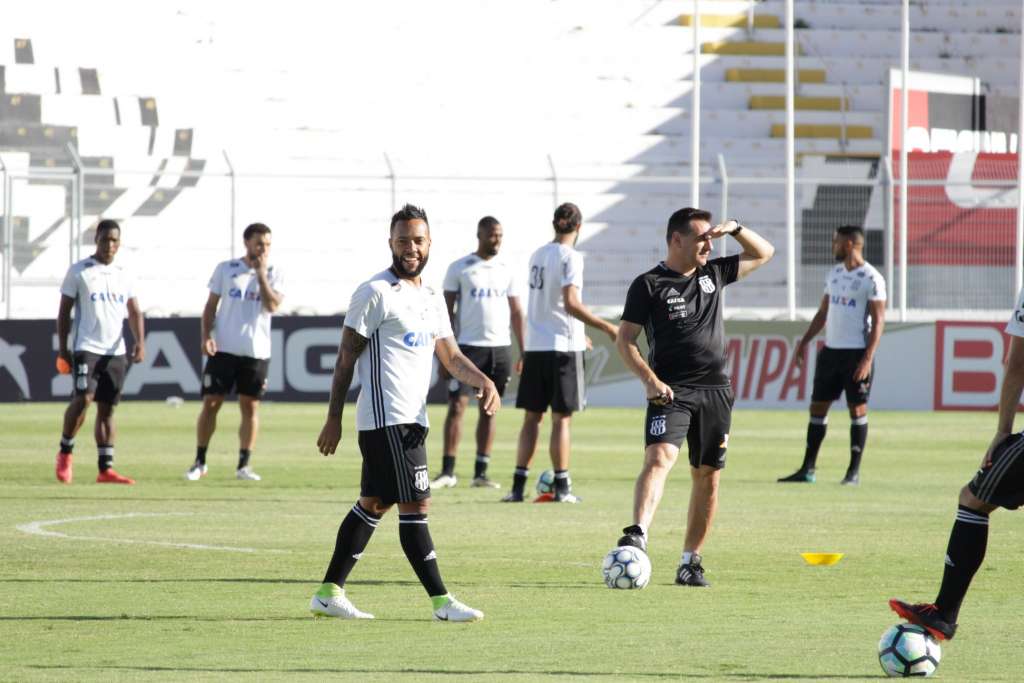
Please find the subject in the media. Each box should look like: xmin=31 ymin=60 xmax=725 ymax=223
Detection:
xmin=728 ymin=221 xmax=744 ymax=237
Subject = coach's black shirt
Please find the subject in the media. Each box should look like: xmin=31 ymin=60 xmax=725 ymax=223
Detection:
xmin=620 ymin=255 xmax=739 ymax=389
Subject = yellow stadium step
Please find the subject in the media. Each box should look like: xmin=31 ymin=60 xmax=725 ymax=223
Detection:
xmin=726 ymin=68 xmax=826 ymax=83
xmin=702 ymin=41 xmax=798 ymax=56
xmin=749 ymin=95 xmax=849 ymax=111
xmin=770 ymin=124 xmax=874 ymax=139
xmin=679 ymin=14 xmax=781 ymax=28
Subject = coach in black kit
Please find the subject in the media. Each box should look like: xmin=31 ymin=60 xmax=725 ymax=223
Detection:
xmin=613 ymin=208 xmax=774 ymax=587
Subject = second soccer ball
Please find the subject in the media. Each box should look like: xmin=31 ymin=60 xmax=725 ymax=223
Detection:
xmin=535 ymin=469 xmax=557 ymax=494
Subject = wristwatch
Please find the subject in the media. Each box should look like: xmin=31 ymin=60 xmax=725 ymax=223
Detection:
xmin=729 ymin=221 xmax=744 ymax=237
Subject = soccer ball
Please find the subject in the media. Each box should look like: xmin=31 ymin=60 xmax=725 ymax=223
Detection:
xmin=878 ymin=624 xmax=941 ymax=677
xmin=601 ymin=546 xmax=652 ymax=589
xmin=535 ymin=469 xmax=557 ymax=494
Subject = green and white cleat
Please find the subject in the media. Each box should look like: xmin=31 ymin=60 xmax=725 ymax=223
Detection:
xmin=430 ymin=473 xmax=457 ymax=489
xmin=236 ymin=466 xmax=261 ymax=481
xmin=432 ymin=594 xmax=483 ymax=622
xmin=310 ymin=585 xmax=373 ymax=619
xmin=470 ymin=476 xmax=501 ymax=489
xmin=184 ymin=463 xmax=207 ymax=481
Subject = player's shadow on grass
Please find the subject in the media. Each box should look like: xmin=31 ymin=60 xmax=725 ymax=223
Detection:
xmin=25 ymin=665 xmax=878 ymax=679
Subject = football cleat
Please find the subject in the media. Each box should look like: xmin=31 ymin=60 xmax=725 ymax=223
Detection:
xmin=184 ymin=463 xmax=208 ymax=481
xmin=777 ymin=469 xmax=816 ymax=483
xmin=617 ymin=524 xmax=647 ymax=553
xmin=553 ymin=491 xmax=582 ymax=503
xmin=56 ymin=452 xmax=73 ymax=484
xmin=840 ymin=472 xmax=860 ymax=486
xmin=310 ymin=590 xmax=374 ymax=620
xmin=236 ymin=467 xmax=261 ymax=481
xmin=96 ymin=469 xmax=135 ymax=485
xmin=433 ymin=595 xmax=484 ymax=622
xmin=888 ymin=599 xmax=957 ymax=641
xmin=500 ymin=491 xmax=524 ymax=502
xmin=430 ymin=473 xmax=457 ymax=489
xmin=470 ymin=476 xmax=501 ymax=489
xmin=675 ymin=554 xmax=710 ymax=587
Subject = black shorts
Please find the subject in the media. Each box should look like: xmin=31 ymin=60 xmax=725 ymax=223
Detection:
xmin=515 ymin=350 xmax=585 ymax=414
xmin=358 ymin=424 xmax=431 ymax=505
xmin=448 ymin=344 xmax=512 ymax=398
xmin=968 ymin=434 xmax=1024 ymax=510
xmin=644 ymin=386 xmax=734 ymax=470
xmin=72 ymin=351 xmax=128 ymax=404
xmin=202 ymin=352 xmax=269 ymax=398
xmin=811 ymin=346 xmax=873 ymax=405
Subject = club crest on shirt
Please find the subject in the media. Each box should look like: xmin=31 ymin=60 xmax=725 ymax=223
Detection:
xmin=649 ymin=415 xmax=667 ymax=436
xmin=698 ymin=275 xmax=716 ymax=294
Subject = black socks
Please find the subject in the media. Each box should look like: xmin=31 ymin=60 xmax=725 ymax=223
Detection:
xmin=97 ymin=445 xmax=113 ymax=472
xmin=800 ymin=416 xmax=827 ymax=471
xmin=511 ymin=467 xmax=529 ymax=497
xmin=399 ymin=513 xmax=447 ymax=597
xmin=848 ymin=417 xmax=868 ymax=475
xmin=935 ymin=505 xmax=989 ymax=623
xmin=237 ymin=448 xmax=251 ymax=470
xmin=322 ymin=503 xmax=381 ymax=587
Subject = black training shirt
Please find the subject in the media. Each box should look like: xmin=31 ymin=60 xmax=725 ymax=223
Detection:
xmin=620 ymin=255 xmax=739 ymax=389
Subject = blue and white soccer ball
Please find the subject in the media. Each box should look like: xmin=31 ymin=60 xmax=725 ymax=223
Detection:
xmin=878 ymin=624 xmax=941 ymax=677
xmin=601 ymin=546 xmax=652 ymax=589
xmin=535 ymin=469 xmax=557 ymax=495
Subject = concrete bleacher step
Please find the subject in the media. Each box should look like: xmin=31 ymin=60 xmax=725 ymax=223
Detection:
xmin=770 ymin=123 xmax=874 ymax=139
xmin=702 ymin=40 xmax=795 ymax=56
xmin=679 ymin=13 xmax=780 ymax=28
xmin=726 ymin=67 xmax=826 ymax=83
xmin=749 ymin=95 xmax=849 ymax=111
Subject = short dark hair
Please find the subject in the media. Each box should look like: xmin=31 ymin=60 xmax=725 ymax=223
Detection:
xmin=243 ymin=223 xmax=271 ymax=241
xmin=666 ymin=207 xmax=712 ymax=243
xmin=391 ymin=204 xmax=429 ymax=231
xmin=552 ymin=202 xmax=582 ymax=234
xmin=835 ymin=225 xmax=865 ymax=241
xmin=95 ymin=219 xmax=120 ymax=237
xmin=477 ymin=215 xmax=500 ymax=232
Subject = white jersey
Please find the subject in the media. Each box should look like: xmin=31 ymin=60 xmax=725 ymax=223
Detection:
xmin=823 ymin=261 xmax=887 ymax=349
xmin=442 ymin=253 xmax=521 ymax=347
xmin=60 ymin=256 xmax=136 ymax=355
xmin=524 ymin=242 xmax=586 ymax=352
xmin=1006 ymin=287 xmax=1024 ymax=338
xmin=208 ymin=259 xmax=283 ymax=360
xmin=347 ymin=269 xmax=454 ymax=430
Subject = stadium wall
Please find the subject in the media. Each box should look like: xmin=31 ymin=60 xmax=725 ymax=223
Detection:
xmin=0 ymin=318 xmax=1017 ymax=412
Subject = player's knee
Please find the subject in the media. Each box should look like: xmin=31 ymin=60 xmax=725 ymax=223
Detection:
xmin=447 ymin=399 xmax=466 ymax=418
xmin=809 ymin=401 xmax=830 ymax=417
xmin=360 ymin=497 xmax=392 ymax=516
xmin=95 ymin=402 xmax=115 ymax=418
xmin=644 ymin=445 xmax=677 ymax=470
xmin=524 ymin=411 xmax=544 ymax=426
xmin=238 ymin=398 xmax=259 ymax=417
xmin=202 ymin=395 xmax=224 ymax=412
xmin=958 ymin=485 xmax=984 ymax=510
xmin=848 ymin=403 xmax=867 ymax=419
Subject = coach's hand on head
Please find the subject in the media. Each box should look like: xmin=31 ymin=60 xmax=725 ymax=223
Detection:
xmin=475 ymin=379 xmax=500 ymax=416
xmin=317 ymin=419 xmax=342 ymax=456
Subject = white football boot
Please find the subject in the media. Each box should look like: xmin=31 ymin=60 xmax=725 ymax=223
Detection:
xmin=236 ymin=467 xmax=261 ymax=481
xmin=430 ymin=473 xmax=457 ymax=489
xmin=432 ymin=595 xmax=484 ymax=622
xmin=184 ymin=464 xmax=207 ymax=481
xmin=310 ymin=590 xmax=374 ymax=619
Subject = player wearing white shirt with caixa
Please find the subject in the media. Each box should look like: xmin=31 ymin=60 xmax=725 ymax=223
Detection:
xmin=502 ymin=203 xmax=618 ymax=504
xmin=778 ymin=225 xmax=887 ymax=486
xmin=430 ymin=216 xmax=526 ymax=490
xmin=186 ymin=223 xmax=284 ymax=482
xmin=311 ymin=204 xmax=499 ymax=623
xmin=55 ymin=219 xmax=145 ymax=485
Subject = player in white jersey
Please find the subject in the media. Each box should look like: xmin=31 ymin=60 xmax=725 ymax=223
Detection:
xmin=502 ymin=203 xmax=618 ymax=503
xmin=778 ymin=225 xmax=886 ymax=485
xmin=310 ymin=204 xmax=499 ymax=622
xmin=186 ymin=223 xmax=283 ymax=482
xmin=55 ymin=220 xmax=145 ymax=485
xmin=430 ymin=216 xmax=525 ymax=490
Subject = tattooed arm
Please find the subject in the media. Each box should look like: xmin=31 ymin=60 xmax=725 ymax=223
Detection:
xmin=316 ymin=326 xmax=369 ymax=455
xmin=435 ymin=336 xmax=500 ymax=415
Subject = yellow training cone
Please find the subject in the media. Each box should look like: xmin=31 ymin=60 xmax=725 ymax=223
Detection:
xmin=801 ymin=552 xmax=844 ymax=566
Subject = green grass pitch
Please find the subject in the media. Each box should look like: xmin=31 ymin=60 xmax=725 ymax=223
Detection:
xmin=1 ymin=403 xmax=1021 ymax=681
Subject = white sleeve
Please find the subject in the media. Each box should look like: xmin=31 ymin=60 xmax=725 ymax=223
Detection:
xmin=561 ymin=251 xmax=584 ymax=289
xmin=435 ymin=292 xmax=454 ymax=339
xmin=442 ymin=260 xmax=460 ymax=293
xmin=59 ymin=266 xmax=77 ymax=298
xmin=207 ymin=262 xmax=224 ymax=296
xmin=344 ymin=282 xmax=385 ymax=338
xmin=869 ymin=272 xmax=887 ymax=302
xmin=1006 ymin=288 xmax=1024 ymax=338
xmin=270 ymin=265 xmax=284 ymax=298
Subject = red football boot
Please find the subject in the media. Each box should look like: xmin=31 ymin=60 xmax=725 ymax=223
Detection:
xmin=55 ymin=452 xmax=72 ymax=484
xmin=96 ymin=468 xmax=135 ymax=485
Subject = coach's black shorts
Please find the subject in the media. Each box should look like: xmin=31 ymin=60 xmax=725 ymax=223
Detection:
xmin=515 ymin=350 xmax=585 ymax=414
xmin=358 ymin=424 xmax=431 ymax=505
xmin=968 ymin=433 xmax=1024 ymax=510
xmin=202 ymin=352 xmax=269 ymax=398
xmin=811 ymin=346 xmax=873 ymax=405
xmin=644 ymin=386 xmax=734 ymax=470
xmin=72 ymin=351 xmax=128 ymax=404
xmin=448 ymin=344 xmax=512 ymax=398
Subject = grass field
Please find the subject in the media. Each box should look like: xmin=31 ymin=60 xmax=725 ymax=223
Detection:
xmin=1 ymin=402 xmax=1021 ymax=681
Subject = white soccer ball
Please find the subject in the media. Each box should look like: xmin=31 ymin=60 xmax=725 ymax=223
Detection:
xmin=601 ymin=546 xmax=652 ymax=589
xmin=535 ymin=469 xmax=557 ymax=494
xmin=878 ymin=624 xmax=941 ymax=678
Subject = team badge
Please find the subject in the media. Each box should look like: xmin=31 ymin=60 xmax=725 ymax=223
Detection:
xmin=413 ymin=469 xmax=429 ymax=492
xmin=698 ymin=275 xmax=716 ymax=294
xmin=649 ymin=415 xmax=667 ymax=436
